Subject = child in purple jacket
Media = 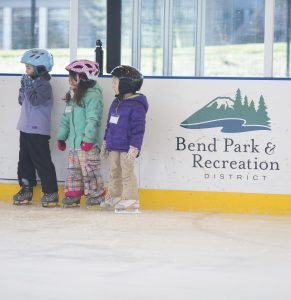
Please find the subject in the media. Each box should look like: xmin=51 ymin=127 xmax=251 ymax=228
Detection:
xmin=100 ymin=65 xmax=148 ymax=213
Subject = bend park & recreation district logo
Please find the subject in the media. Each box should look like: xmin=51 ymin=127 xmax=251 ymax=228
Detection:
xmin=180 ymin=88 xmax=271 ymax=133
xmin=176 ymin=89 xmax=278 ymax=183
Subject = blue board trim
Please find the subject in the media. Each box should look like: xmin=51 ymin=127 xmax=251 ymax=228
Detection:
xmin=1 ymin=73 xmax=291 ymax=81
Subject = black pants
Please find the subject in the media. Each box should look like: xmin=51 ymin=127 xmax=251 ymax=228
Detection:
xmin=17 ymin=132 xmax=58 ymax=194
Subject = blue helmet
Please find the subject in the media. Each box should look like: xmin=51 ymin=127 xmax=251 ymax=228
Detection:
xmin=20 ymin=48 xmax=54 ymax=72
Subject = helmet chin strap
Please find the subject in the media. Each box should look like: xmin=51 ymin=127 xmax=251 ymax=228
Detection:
xmin=32 ymin=66 xmax=48 ymax=78
xmin=85 ymin=71 xmax=99 ymax=81
xmin=76 ymin=73 xmax=81 ymax=83
xmin=116 ymin=93 xmax=125 ymax=100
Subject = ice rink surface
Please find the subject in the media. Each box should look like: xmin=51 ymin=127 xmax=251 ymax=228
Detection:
xmin=0 ymin=202 xmax=291 ymax=300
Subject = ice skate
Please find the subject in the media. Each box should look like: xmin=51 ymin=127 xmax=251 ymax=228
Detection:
xmin=100 ymin=194 xmax=121 ymax=210
xmin=86 ymin=192 xmax=106 ymax=209
xmin=114 ymin=199 xmax=140 ymax=214
xmin=13 ymin=185 xmax=33 ymax=205
xmin=62 ymin=196 xmax=81 ymax=208
xmin=41 ymin=192 xmax=59 ymax=208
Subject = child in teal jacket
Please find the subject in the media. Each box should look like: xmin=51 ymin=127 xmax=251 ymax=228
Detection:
xmin=57 ymin=59 xmax=105 ymax=207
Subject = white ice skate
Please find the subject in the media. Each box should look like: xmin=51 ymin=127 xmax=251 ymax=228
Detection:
xmin=114 ymin=199 xmax=141 ymax=214
xmin=100 ymin=194 xmax=121 ymax=210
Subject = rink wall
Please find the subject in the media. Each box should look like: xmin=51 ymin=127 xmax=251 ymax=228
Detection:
xmin=1 ymin=74 xmax=291 ymax=215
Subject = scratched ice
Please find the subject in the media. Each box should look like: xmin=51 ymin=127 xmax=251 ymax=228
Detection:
xmin=0 ymin=201 xmax=290 ymax=300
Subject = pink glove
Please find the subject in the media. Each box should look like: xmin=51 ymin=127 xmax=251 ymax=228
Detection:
xmin=81 ymin=141 xmax=93 ymax=152
xmin=57 ymin=140 xmax=66 ymax=151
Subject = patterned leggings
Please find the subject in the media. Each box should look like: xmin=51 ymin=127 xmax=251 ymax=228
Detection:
xmin=64 ymin=147 xmax=104 ymax=198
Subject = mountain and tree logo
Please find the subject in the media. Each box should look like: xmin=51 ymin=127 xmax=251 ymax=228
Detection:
xmin=180 ymin=89 xmax=271 ymax=133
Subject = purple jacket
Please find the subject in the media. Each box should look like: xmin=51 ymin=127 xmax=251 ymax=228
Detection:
xmin=17 ymin=77 xmax=53 ymax=136
xmin=104 ymin=93 xmax=148 ymax=152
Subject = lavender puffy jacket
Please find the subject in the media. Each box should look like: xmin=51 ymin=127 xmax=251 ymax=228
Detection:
xmin=104 ymin=93 xmax=148 ymax=152
xmin=17 ymin=76 xmax=53 ymax=136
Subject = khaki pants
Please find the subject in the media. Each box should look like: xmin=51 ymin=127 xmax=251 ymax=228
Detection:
xmin=109 ymin=151 xmax=138 ymax=200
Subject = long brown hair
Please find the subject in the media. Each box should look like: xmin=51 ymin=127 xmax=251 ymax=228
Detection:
xmin=69 ymin=71 xmax=95 ymax=106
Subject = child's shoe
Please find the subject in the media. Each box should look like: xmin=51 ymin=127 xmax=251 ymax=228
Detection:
xmin=62 ymin=196 xmax=81 ymax=208
xmin=100 ymin=194 xmax=120 ymax=210
xmin=13 ymin=185 xmax=33 ymax=205
xmin=114 ymin=199 xmax=140 ymax=214
xmin=41 ymin=192 xmax=59 ymax=207
xmin=86 ymin=191 xmax=106 ymax=208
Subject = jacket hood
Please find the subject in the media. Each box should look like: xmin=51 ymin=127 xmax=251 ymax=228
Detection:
xmin=86 ymin=81 xmax=102 ymax=94
xmin=126 ymin=93 xmax=148 ymax=112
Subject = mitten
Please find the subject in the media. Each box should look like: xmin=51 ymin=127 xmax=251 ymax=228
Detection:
xmin=21 ymin=74 xmax=33 ymax=90
xmin=57 ymin=140 xmax=66 ymax=151
xmin=126 ymin=146 xmax=139 ymax=162
xmin=100 ymin=141 xmax=109 ymax=159
xmin=81 ymin=141 xmax=93 ymax=152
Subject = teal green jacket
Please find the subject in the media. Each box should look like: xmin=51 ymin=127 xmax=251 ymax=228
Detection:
xmin=57 ymin=83 xmax=103 ymax=150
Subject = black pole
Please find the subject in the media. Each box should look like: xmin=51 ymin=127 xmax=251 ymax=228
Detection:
xmin=287 ymin=0 xmax=291 ymax=76
xmin=31 ymin=0 xmax=36 ymax=48
xmin=95 ymin=39 xmax=104 ymax=75
xmin=106 ymin=0 xmax=121 ymax=73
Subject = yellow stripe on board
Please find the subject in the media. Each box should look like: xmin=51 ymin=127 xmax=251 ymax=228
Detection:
xmin=139 ymin=189 xmax=291 ymax=216
xmin=1 ymin=184 xmax=291 ymax=215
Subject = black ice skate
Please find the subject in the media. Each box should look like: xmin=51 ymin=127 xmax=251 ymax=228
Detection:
xmin=86 ymin=192 xmax=106 ymax=209
xmin=41 ymin=192 xmax=59 ymax=208
xmin=100 ymin=194 xmax=121 ymax=210
xmin=13 ymin=184 xmax=33 ymax=205
xmin=62 ymin=196 xmax=81 ymax=208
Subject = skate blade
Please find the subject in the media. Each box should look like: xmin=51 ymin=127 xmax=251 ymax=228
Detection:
xmin=13 ymin=200 xmax=32 ymax=206
xmin=86 ymin=204 xmax=101 ymax=210
xmin=62 ymin=203 xmax=80 ymax=208
xmin=100 ymin=205 xmax=114 ymax=211
xmin=42 ymin=202 xmax=59 ymax=208
xmin=114 ymin=208 xmax=141 ymax=214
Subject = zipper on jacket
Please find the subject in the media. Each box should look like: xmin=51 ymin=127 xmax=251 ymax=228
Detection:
xmin=115 ymin=99 xmax=121 ymax=114
xmin=72 ymin=103 xmax=76 ymax=148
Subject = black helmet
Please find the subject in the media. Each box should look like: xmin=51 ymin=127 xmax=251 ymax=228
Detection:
xmin=111 ymin=65 xmax=143 ymax=95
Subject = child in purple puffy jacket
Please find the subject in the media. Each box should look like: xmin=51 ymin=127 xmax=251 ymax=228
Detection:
xmin=100 ymin=65 xmax=148 ymax=213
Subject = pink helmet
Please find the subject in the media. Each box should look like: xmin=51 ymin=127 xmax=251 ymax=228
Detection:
xmin=65 ymin=59 xmax=100 ymax=81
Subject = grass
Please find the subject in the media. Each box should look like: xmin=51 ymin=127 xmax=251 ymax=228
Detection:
xmin=0 ymin=43 xmax=289 ymax=77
